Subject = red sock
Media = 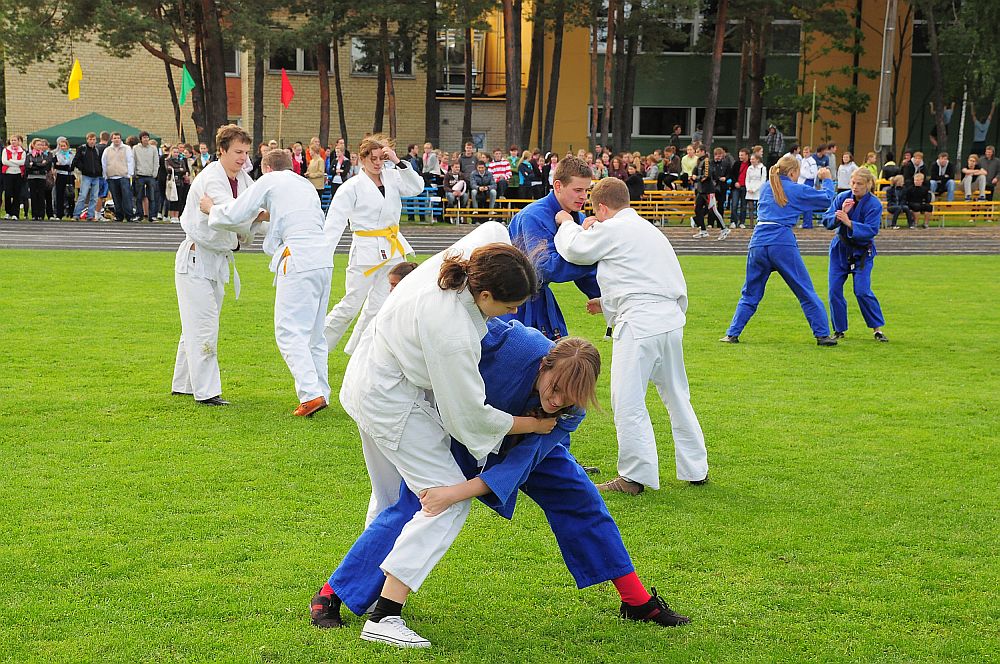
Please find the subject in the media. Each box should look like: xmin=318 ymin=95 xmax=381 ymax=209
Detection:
xmin=612 ymin=572 xmax=652 ymax=606
xmin=320 ymin=582 xmax=335 ymax=597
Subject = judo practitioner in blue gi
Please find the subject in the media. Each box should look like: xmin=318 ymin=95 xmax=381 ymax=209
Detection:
xmin=310 ymin=319 xmax=691 ymax=641
xmin=720 ymin=155 xmax=840 ymax=346
xmin=821 ymin=167 xmax=888 ymax=342
xmin=502 ymin=156 xmax=599 ymax=340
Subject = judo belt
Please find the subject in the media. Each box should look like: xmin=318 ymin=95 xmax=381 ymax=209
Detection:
xmin=353 ymin=225 xmax=405 ymax=276
xmin=190 ymin=242 xmax=241 ymax=299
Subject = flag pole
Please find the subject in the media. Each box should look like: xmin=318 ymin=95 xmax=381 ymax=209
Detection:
xmin=278 ymin=104 xmax=284 ymax=147
xmin=809 ymin=80 xmax=817 ymax=147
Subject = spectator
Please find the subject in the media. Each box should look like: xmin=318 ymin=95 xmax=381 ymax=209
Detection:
xmin=25 ymin=138 xmax=54 ymax=220
xmin=692 ymin=124 xmax=703 ymax=144
xmin=591 ymin=154 xmax=608 ymax=181
xmin=506 ymin=145 xmax=523 ymax=196
xmin=487 ymin=148 xmax=512 ymax=198
xmin=928 ymin=101 xmax=955 ymax=148
xmin=711 ymin=147 xmax=730 ymax=211
xmin=879 ymin=152 xmax=900 ymax=189
xmin=470 ymin=161 xmax=497 ymax=214
xmin=905 ymin=172 xmax=933 ymax=229
xmin=333 ymin=137 xmax=350 ymax=161
xmin=458 ymin=141 xmax=477 ymax=179
xmin=52 ymin=136 xmax=75 ymax=219
xmin=443 ymin=162 xmax=468 ymax=215
xmin=764 ymin=124 xmax=784 ymax=167
xmin=929 ymin=152 xmax=956 ymax=202
xmin=971 ymin=103 xmax=995 ymax=156
xmin=901 ymin=150 xmax=926 ymax=186
xmin=977 ymin=146 xmax=999 ymax=200
xmin=518 ymin=149 xmax=543 ymax=199
xmin=346 ymin=153 xmax=361 ymax=179
xmin=729 ymin=148 xmax=751 ymax=228
xmin=692 ymin=145 xmax=727 ymax=239
xmin=326 ymin=145 xmax=349 ymax=197
xmin=812 ymin=143 xmax=829 ymax=171
xmin=658 ymin=146 xmax=682 ymax=190
xmin=744 ymin=152 xmax=766 ymax=227
xmin=961 ymin=154 xmax=988 ymax=201
xmin=824 ymin=142 xmax=838 ymax=170
xmin=164 ymin=144 xmax=189 ymax=221
xmin=405 ymin=143 xmax=422 ymax=174
xmin=306 ymin=144 xmax=326 ymax=198
xmin=307 ymin=136 xmax=326 ymax=163
xmin=593 ymin=144 xmax=604 ymax=162
xmin=836 ymin=152 xmax=858 ymax=193
xmin=542 ymin=153 xmax=560 ymax=193
xmin=859 ymin=151 xmax=878 ymax=180
xmin=668 ymin=124 xmax=684 ymax=151
xmin=608 ymin=155 xmax=627 ymax=180
xmin=290 ymin=142 xmax=308 ymax=176
xmin=95 ymin=131 xmax=111 ymax=216
xmin=422 ymin=142 xmax=440 ymax=185
xmin=155 ymin=142 xmax=170 ymax=218
xmin=2 ymin=135 xmax=26 ymax=219
xmin=885 ymin=175 xmax=911 ymax=229
xmin=101 ymin=131 xmax=136 ymax=222
xmin=624 ymin=163 xmax=645 ymax=201
xmin=191 ymin=142 xmax=213 ymax=176
xmin=797 ymin=146 xmax=816 ymax=185
xmin=70 ymin=133 xmax=101 ymax=220
xmin=132 ymin=131 xmax=160 ymax=221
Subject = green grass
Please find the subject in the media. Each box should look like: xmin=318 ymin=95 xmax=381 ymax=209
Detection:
xmin=1 ymin=250 xmax=998 ymax=663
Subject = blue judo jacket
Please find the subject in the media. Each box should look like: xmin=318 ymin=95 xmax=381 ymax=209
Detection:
xmin=822 ymin=190 xmax=881 ymax=262
xmin=750 ymin=176 xmax=836 ymax=248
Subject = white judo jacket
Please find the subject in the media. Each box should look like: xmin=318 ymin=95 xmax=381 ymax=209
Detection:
xmin=340 ymin=222 xmax=515 ymax=459
xmin=207 ymin=170 xmax=333 ymax=276
xmin=174 ymin=161 xmax=255 ymax=296
xmin=323 ymin=162 xmax=425 ymax=269
xmin=555 ymin=207 xmax=688 ymax=339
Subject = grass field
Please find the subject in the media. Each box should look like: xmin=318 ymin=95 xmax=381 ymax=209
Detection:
xmin=1 ymin=249 xmax=998 ymax=663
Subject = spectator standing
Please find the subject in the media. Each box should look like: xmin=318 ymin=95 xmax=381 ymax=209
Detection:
xmin=729 ymin=148 xmax=751 ymax=228
xmin=797 ymin=146 xmax=819 ymax=228
xmin=71 ymin=133 xmax=101 ymax=220
xmin=326 ymin=146 xmax=349 ymax=199
xmin=52 ymin=137 xmax=75 ymax=219
xmin=165 ymin=145 xmax=190 ymax=221
xmin=971 ymin=104 xmax=995 ymax=156
xmin=905 ymin=173 xmax=933 ymax=229
xmin=517 ymin=150 xmax=541 ymax=199
xmin=133 ymin=131 xmax=160 ymax=221
xmin=487 ymin=149 xmax=512 ymax=198
xmin=101 ymin=132 xmax=136 ymax=222
xmin=624 ymin=163 xmax=645 ymax=201
xmin=711 ymin=148 xmax=730 ymax=213
xmin=668 ymin=124 xmax=684 ymax=151
xmin=744 ymin=152 xmax=766 ymax=226
xmin=405 ymin=144 xmax=423 ymax=174
xmin=879 ymin=152 xmax=900 ymax=189
xmin=156 ymin=142 xmax=170 ymax=218
xmin=976 ymin=146 xmax=999 ymax=199
xmin=306 ymin=145 xmax=327 ymax=199
xmin=961 ymin=154 xmax=988 ymax=201
xmin=929 ymin=152 xmax=956 ymax=202
xmin=347 ymin=153 xmax=361 ymax=179
xmin=692 ymin=146 xmax=728 ymax=240
xmin=192 ymin=143 xmax=214 ymax=177
xmin=859 ymin=152 xmax=878 ymax=180
xmin=901 ymin=150 xmax=926 ymax=185
xmin=307 ymin=136 xmax=326 ymax=163
xmin=506 ymin=146 xmax=523 ymax=197
xmin=25 ymin=138 xmax=54 ymax=220
xmin=542 ymin=153 xmax=560 ymax=193
xmin=422 ymin=142 xmax=441 ymax=187
xmin=929 ymin=101 xmax=955 ymax=148
xmin=836 ymin=152 xmax=858 ymax=193
xmin=290 ymin=143 xmax=308 ymax=177
xmin=764 ymin=124 xmax=784 ymax=167
xmin=458 ymin=141 xmax=478 ymax=179
xmin=2 ymin=135 xmax=26 ymax=219
xmin=251 ymin=143 xmax=268 ymax=179
xmin=96 ymin=131 xmax=110 ymax=216
xmin=470 ymin=161 xmax=497 ymax=213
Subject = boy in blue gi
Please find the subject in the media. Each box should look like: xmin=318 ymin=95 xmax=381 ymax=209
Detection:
xmin=503 ymin=156 xmax=599 ymax=340
xmin=720 ymin=155 xmax=840 ymax=346
xmin=310 ymin=319 xmax=690 ymax=645
xmin=821 ymin=167 xmax=888 ymax=342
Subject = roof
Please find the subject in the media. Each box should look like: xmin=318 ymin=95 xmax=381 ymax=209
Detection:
xmin=28 ymin=112 xmax=161 ymax=146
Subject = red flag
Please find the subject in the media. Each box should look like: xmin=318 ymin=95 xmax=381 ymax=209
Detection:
xmin=280 ymin=68 xmax=295 ymax=109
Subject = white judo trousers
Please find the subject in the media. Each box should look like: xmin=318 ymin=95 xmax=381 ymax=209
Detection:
xmin=275 ymin=263 xmax=333 ymax=402
xmin=323 ymin=258 xmax=397 ymax=352
xmin=612 ymin=325 xmax=708 ymax=489
xmin=171 ymin=259 xmax=225 ymax=401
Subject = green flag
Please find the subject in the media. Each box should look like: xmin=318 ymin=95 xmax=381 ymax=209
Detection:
xmin=179 ymin=65 xmax=196 ymax=105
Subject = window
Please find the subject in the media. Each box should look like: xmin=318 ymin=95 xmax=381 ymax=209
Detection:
xmin=223 ymin=48 xmax=240 ymax=76
xmin=351 ymin=37 xmax=414 ymax=77
xmin=588 ymin=107 xmax=616 ymax=136
xmin=437 ymin=30 xmax=486 ymax=93
xmin=637 ymin=107 xmax=689 ymax=136
xmin=268 ymin=47 xmax=298 ymax=72
xmin=769 ymin=22 xmax=801 ymax=55
xmin=911 ymin=19 xmax=929 ymax=55
xmin=695 ymin=108 xmax=740 ymax=137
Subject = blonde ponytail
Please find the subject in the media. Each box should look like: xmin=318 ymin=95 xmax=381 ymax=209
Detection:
xmin=768 ymin=155 xmax=801 ymax=207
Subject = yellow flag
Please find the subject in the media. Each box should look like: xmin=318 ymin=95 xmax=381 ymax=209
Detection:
xmin=68 ymin=59 xmax=82 ymax=100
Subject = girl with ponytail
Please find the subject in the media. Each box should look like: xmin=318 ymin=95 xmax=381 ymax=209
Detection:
xmin=719 ymin=154 xmax=841 ymax=346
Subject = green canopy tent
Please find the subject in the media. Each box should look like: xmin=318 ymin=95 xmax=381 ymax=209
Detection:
xmin=28 ymin=112 xmax=160 ymax=147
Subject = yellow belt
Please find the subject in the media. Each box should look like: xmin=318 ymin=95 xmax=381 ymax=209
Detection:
xmin=354 ymin=224 xmax=405 ymax=276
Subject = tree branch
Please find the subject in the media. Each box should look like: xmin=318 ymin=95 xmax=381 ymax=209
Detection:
xmin=140 ymin=40 xmax=185 ymax=67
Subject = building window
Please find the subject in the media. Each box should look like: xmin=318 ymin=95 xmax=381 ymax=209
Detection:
xmin=695 ymin=108 xmax=740 ymax=137
xmin=267 ymin=47 xmax=321 ymax=73
xmin=911 ymin=19 xmax=929 ymax=55
xmin=223 ymin=49 xmax=240 ymax=77
xmin=769 ymin=21 xmax=801 ymax=55
xmin=351 ymin=37 xmax=414 ymax=78
xmin=637 ymin=107 xmax=689 ymax=136
xmin=436 ymin=30 xmax=486 ymax=94
xmin=587 ymin=107 xmax=616 ymax=136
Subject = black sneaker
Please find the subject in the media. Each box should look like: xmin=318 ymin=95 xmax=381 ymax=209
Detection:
xmin=620 ymin=587 xmax=691 ymax=627
xmin=874 ymin=331 xmax=889 ymax=343
xmin=816 ymin=336 xmax=838 ymax=347
xmin=833 ymin=331 xmax=845 ymax=339
xmin=310 ymin=589 xmax=344 ymax=628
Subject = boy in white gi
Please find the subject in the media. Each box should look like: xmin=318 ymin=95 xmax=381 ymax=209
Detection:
xmin=200 ymin=148 xmax=334 ymax=417
xmin=170 ymin=125 xmax=257 ymax=406
xmin=322 ymin=134 xmax=426 ymax=353
xmin=554 ymin=177 xmax=708 ymax=494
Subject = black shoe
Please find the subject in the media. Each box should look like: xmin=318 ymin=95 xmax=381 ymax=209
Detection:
xmin=196 ymin=395 xmax=230 ymax=406
xmin=816 ymin=336 xmax=838 ymax=347
xmin=580 ymin=465 xmax=601 ymax=475
xmin=833 ymin=331 xmax=845 ymax=339
xmin=170 ymin=390 xmax=192 ymax=396
xmin=621 ymin=587 xmax=691 ymax=627
xmin=310 ymin=589 xmax=344 ymax=628
xmin=689 ymin=474 xmax=708 ymax=486
xmin=874 ymin=331 xmax=889 ymax=343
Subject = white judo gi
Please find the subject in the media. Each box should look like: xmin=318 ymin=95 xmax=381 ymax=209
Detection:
xmin=554 ymin=208 xmax=708 ymax=489
xmin=340 ymin=222 xmax=514 ymax=592
xmin=323 ymin=161 xmax=425 ymax=353
xmin=207 ymin=170 xmax=334 ymax=403
xmin=171 ymin=162 xmax=255 ymax=401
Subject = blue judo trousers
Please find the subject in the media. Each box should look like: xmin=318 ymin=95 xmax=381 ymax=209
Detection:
xmin=726 ymin=176 xmax=836 ymax=339
xmin=501 ymin=192 xmax=600 ymax=340
xmin=327 ymin=319 xmax=633 ymax=615
xmin=821 ymin=190 xmax=885 ymax=333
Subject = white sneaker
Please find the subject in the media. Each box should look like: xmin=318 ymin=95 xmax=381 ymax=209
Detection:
xmin=729 ymin=222 xmax=736 ymax=229
xmin=690 ymin=218 xmax=696 ymax=228
xmin=360 ymin=616 xmax=431 ymax=648
xmin=717 ymin=228 xmax=731 ymax=240
xmin=692 ymin=230 xmax=709 ymax=238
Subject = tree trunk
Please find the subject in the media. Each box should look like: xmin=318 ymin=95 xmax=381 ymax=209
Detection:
xmin=164 ymin=59 xmax=183 ymax=140
xmin=748 ymin=20 xmax=768 ymax=145
xmin=462 ymin=26 xmax=474 ymax=144
xmin=601 ymin=0 xmax=617 ymax=149
xmin=503 ymin=0 xmax=522 ymax=149
xmin=424 ymin=0 xmax=440 ymax=146
xmin=890 ymin=5 xmax=912 ymax=157
xmin=373 ymin=38 xmax=386 ymax=133
xmin=702 ymin=0 xmax=728 ymax=149
xmin=543 ymin=2 xmax=565 ymax=153
xmin=198 ymin=0 xmax=231 ymax=147
xmin=926 ymin=5 xmax=947 ymax=150
xmin=381 ymin=19 xmax=397 ymax=139
xmin=333 ymin=40 xmax=348 ymax=145
xmin=590 ymin=21 xmax=599 ymax=147
xmin=611 ymin=0 xmax=627 ymax=147
xmin=252 ymin=48 xmax=265 ymax=146
xmin=735 ymin=22 xmax=750 ymax=144
xmin=848 ymin=0 xmax=862 ymax=151
xmin=317 ymin=44 xmax=330 ymax=147
xmin=0 ymin=51 xmax=6 ymax=143
xmin=522 ymin=0 xmax=544 ymax=146
xmin=619 ymin=4 xmax=640 ymax=153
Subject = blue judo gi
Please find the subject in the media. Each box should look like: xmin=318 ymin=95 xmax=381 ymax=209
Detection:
xmin=726 ymin=177 xmax=836 ymax=338
xmin=328 ymin=319 xmax=633 ymax=615
xmin=502 ymin=193 xmax=600 ymax=339
xmin=821 ymin=190 xmax=885 ymax=333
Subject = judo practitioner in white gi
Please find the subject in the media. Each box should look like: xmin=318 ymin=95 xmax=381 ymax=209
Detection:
xmin=200 ymin=148 xmax=334 ymax=417
xmin=322 ymin=133 xmax=426 ymax=353
xmin=339 ymin=222 xmax=555 ymax=648
xmin=170 ymin=125 xmax=257 ymax=406
xmin=554 ymin=177 xmax=708 ymax=494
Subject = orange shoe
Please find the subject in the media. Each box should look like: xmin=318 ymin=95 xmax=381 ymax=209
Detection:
xmin=293 ymin=396 xmax=328 ymax=417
